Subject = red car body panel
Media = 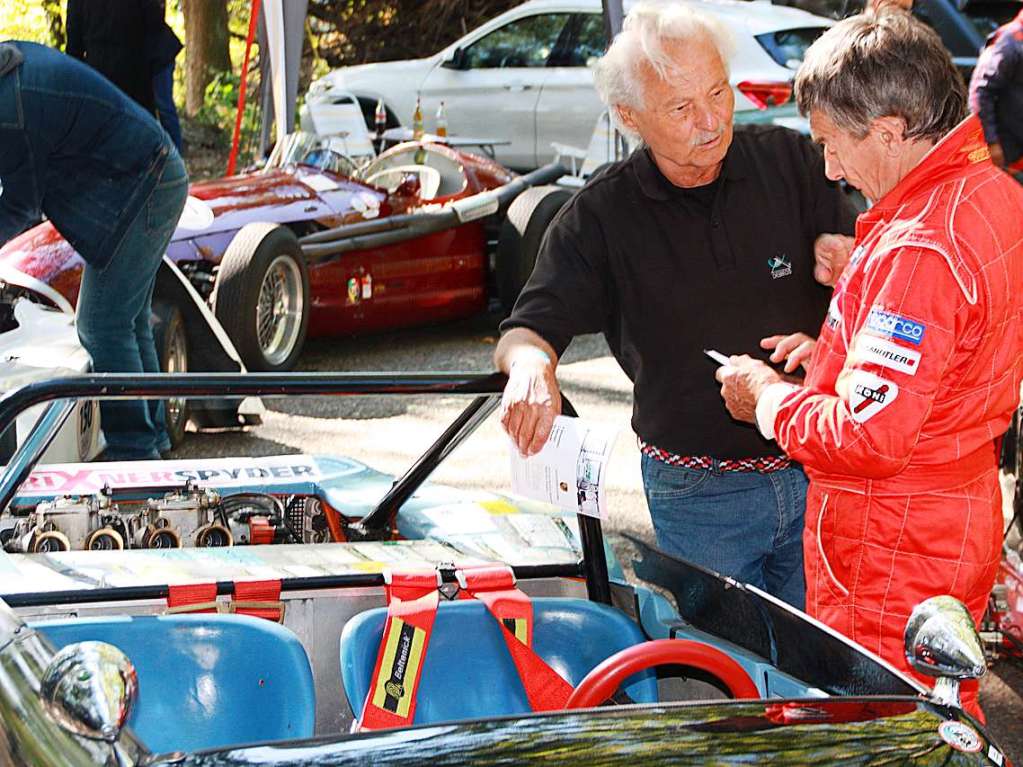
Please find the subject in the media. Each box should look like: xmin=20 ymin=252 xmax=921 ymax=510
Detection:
xmin=990 ymin=547 xmax=1023 ymax=658
xmin=0 ymin=144 xmax=513 ymax=338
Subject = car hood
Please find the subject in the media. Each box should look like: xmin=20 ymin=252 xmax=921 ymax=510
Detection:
xmin=315 ymin=57 xmax=437 ymax=96
xmin=173 ymin=168 xmax=344 ymax=240
xmin=180 ymin=699 xmax=997 ymax=765
xmin=0 ymin=301 xmax=89 ymax=384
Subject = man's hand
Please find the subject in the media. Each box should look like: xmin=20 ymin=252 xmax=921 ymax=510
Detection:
xmin=500 ymin=351 xmax=562 ymax=456
xmin=989 ymin=142 xmax=1006 ymax=169
xmin=715 ymin=355 xmax=782 ymax=424
xmin=813 ymin=233 xmax=856 ymax=287
xmin=761 ymin=332 xmax=817 ymax=374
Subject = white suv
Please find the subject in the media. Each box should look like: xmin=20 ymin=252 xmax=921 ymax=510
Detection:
xmin=302 ymin=0 xmax=832 ymax=170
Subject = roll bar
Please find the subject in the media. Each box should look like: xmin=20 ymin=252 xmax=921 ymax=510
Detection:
xmin=0 ymin=372 xmax=611 ymax=605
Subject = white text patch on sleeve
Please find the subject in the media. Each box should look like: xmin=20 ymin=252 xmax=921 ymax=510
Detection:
xmin=847 ymin=370 xmax=899 ymax=423
xmin=852 ymin=334 xmax=921 ymax=376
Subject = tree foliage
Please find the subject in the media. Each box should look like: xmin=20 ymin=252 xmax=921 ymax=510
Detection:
xmin=307 ymin=0 xmax=521 ymax=67
xmin=0 ymin=0 xmax=66 ymax=47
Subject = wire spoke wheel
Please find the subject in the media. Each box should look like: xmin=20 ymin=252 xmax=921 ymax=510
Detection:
xmin=214 ymin=223 xmax=309 ymax=373
xmin=164 ymin=317 xmax=188 ymax=429
xmin=256 ymin=255 xmax=304 ymax=366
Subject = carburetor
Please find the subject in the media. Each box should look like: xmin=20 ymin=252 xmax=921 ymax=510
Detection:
xmin=0 ymin=483 xmax=303 ymax=553
xmin=5 ymin=488 xmax=124 ymax=553
xmin=132 ymin=481 xmax=231 ymax=549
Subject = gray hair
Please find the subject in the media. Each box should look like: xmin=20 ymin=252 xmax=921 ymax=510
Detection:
xmin=795 ymin=10 xmax=965 ymax=142
xmin=593 ymin=1 xmax=736 ymax=123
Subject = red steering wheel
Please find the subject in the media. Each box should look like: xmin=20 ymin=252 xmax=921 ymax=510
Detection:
xmin=566 ymin=639 xmax=760 ymax=709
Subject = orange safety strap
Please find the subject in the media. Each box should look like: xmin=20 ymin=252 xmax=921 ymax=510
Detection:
xmin=231 ymin=579 xmax=285 ymax=622
xmin=456 ymin=564 xmax=573 ymax=711
xmin=166 ymin=580 xmax=285 ymax=622
xmin=166 ymin=582 xmax=219 ymax=614
xmin=358 ymin=569 xmax=441 ymax=731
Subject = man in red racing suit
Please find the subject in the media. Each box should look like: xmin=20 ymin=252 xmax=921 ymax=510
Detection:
xmin=761 ymin=115 xmax=1023 ymax=714
xmin=718 ymin=12 xmax=1023 ymax=717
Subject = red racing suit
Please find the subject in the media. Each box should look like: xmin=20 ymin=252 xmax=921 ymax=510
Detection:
xmin=757 ymin=117 xmax=1023 ymax=714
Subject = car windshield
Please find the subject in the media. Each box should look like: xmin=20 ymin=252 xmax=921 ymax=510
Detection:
xmin=628 ymin=535 xmax=920 ymax=697
xmin=264 ymin=131 xmax=358 ymax=177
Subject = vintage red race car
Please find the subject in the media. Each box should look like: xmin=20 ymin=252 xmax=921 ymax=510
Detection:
xmin=985 ymin=420 xmax=1023 ymax=663
xmin=0 ymin=133 xmax=566 ymax=379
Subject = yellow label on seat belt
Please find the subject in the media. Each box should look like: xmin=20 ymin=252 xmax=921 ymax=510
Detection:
xmin=371 ymin=617 xmax=427 ymax=718
xmin=502 ymin=617 xmax=528 ymax=645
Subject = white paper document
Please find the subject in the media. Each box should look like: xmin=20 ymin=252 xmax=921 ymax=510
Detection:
xmin=509 ymin=416 xmax=620 ymax=519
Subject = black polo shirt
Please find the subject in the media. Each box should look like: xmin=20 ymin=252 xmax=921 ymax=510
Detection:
xmin=502 ymin=125 xmax=858 ymax=459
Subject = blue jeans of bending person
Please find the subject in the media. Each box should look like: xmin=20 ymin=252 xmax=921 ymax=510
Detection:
xmin=77 ymin=150 xmax=188 ymax=460
xmin=641 ymin=454 xmax=807 ymax=609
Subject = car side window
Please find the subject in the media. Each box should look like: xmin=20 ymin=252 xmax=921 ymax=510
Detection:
xmin=462 ymin=13 xmax=570 ymax=69
xmin=551 ymin=13 xmax=608 ymax=67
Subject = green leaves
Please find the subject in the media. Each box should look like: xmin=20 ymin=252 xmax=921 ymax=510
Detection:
xmin=0 ymin=0 xmax=65 ymax=47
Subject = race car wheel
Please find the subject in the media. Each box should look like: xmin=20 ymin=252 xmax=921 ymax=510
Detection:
xmin=495 ymin=185 xmax=573 ymax=313
xmin=152 ymin=299 xmax=189 ymax=448
xmin=565 ymin=639 xmax=760 ymax=709
xmin=214 ymin=223 xmax=310 ymax=372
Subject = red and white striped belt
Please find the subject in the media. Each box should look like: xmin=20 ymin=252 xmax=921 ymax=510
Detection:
xmin=639 ymin=440 xmax=792 ymax=473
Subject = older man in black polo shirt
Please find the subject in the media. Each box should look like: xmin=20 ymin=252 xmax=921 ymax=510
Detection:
xmin=494 ymin=1 xmax=857 ymax=608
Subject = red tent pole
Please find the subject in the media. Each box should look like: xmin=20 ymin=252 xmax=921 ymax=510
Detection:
xmin=227 ymin=0 xmax=262 ymax=176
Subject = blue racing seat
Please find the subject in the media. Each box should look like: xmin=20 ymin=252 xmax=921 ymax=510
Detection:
xmin=340 ymin=597 xmax=657 ymax=725
xmin=32 ymin=613 xmax=315 ymax=753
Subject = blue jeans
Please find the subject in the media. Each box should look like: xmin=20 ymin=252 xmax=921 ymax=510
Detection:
xmin=153 ymin=63 xmax=182 ymax=153
xmin=77 ymin=150 xmax=188 ymax=460
xmin=641 ymin=454 xmax=807 ymax=609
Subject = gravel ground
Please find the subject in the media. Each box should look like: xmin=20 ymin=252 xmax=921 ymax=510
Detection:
xmin=172 ymin=310 xmax=1023 ymax=759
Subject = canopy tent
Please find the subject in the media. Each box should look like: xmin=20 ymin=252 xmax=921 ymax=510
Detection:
xmin=227 ymin=0 xmax=308 ymax=174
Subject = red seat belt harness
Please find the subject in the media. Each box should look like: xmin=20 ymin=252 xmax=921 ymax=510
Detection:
xmin=456 ymin=564 xmax=573 ymax=712
xmin=356 ymin=565 xmax=572 ymax=731
xmin=358 ymin=569 xmax=441 ymax=731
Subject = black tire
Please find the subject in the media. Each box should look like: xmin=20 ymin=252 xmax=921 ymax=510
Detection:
xmin=213 ymin=223 xmax=310 ymax=372
xmin=495 ymin=185 xmax=573 ymax=313
xmin=152 ymin=299 xmax=189 ymax=448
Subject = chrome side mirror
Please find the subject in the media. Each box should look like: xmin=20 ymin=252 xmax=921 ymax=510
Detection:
xmin=41 ymin=641 xmax=138 ymax=742
xmin=904 ymin=596 xmax=986 ymax=708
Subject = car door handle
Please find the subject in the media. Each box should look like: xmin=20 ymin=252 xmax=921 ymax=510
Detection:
xmin=504 ymin=84 xmax=533 ymax=92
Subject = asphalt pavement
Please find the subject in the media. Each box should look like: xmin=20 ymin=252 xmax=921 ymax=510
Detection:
xmin=172 ymin=310 xmax=1023 ymax=760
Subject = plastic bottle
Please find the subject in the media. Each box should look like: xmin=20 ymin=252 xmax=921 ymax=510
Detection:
xmin=412 ymin=96 xmax=424 ymax=141
xmin=435 ymin=101 xmax=448 ymax=140
xmin=374 ymin=98 xmax=387 ymax=138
